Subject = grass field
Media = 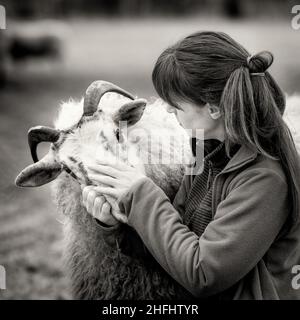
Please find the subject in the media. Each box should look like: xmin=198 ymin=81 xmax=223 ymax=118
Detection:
xmin=0 ymin=16 xmax=299 ymax=299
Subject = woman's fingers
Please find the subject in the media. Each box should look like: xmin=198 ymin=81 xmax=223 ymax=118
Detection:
xmin=82 ymin=185 xmax=119 ymax=225
xmin=82 ymin=185 xmax=93 ymax=207
xmin=89 ymin=174 xmax=117 ymax=187
xmin=81 ymin=185 xmax=125 ymax=225
xmin=111 ymin=209 xmax=128 ymax=224
xmin=88 ymin=164 xmax=121 ymax=179
xmin=96 ymin=158 xmax=129 ymax=171
xmin=86 ymin=189 xmax=97 ymax=213
xmin=92 ymin=196 xmax=105 ymax=220
xmin=93 ymin=186 xmax=118 ymax=198
xmin=82 ymin=185 xmax=117 ymax=209
xmin=98 ymin=202 xmax=118 ymax=225
xmin=100 ymin=202 xmax=110 ymax=219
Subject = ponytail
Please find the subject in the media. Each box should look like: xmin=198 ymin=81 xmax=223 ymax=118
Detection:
xmin=220 ymin=51 xmax=300 ymax=227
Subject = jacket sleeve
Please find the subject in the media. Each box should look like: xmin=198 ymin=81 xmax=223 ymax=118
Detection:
xmin=97 ymin=174 xmax=190 ymax=253
xmin=95 ymin=172 xmax=190 ymax=251
xmin=118 ymin=169 xmax=289 ymax=298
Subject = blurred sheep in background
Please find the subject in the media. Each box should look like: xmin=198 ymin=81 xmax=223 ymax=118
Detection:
xmin=0 ymin=21 xmax=69 ymax=87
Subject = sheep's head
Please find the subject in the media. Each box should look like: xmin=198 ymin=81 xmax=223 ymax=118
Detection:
xmin=15 ymin=80 xmax=148 ymax=188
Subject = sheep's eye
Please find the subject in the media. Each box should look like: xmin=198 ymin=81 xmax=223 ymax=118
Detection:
xmin=115 ymin=128 xmax=123 ymax=143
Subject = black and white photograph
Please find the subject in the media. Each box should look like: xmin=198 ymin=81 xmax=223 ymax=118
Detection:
xmin=1 ymin=0 xmax=300 ymax=305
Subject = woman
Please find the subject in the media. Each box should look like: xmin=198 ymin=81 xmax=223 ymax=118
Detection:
xmin=82 ymin=31 xmax=300 ymax=299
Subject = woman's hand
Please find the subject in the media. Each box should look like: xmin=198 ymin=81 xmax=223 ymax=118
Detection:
xmin=81 ymin=185 xmax=119 ymax=226
xmin=87 ymin=159 xmax=146 ymax=201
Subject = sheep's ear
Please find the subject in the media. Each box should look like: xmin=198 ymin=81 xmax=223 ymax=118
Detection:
xmin=114 ymin=99 xmax=147 ymax=126
xmin=15 ymin=160 xmax=62 ymax=187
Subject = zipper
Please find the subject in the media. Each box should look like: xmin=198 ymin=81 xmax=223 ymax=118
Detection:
xmin=207 ymin=161 xmax=213 ymax=190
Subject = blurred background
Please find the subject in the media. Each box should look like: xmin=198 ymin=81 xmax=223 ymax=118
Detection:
xmin=0 ymin=0 xmax=299 ymax=299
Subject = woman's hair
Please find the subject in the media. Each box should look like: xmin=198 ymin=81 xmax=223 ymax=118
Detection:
xmin=152 ymin=31 xmax=300 ymax=227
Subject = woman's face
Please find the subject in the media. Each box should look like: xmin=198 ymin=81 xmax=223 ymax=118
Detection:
xmin=166 ymin=101 xmax=225 ymax=141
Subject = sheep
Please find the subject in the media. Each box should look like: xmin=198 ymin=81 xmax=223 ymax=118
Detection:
xmin=15 ymin=80 xmax=300 ymax=299
xmin=15 ymin=80 xmax=194 ymax=299
xmin=8 ymin=34 xmax=62 ymax=62
xmin=0 ymin=31 xmax=8 ymax=88
xmin=5 ymin=21 xmax=68 ymax=66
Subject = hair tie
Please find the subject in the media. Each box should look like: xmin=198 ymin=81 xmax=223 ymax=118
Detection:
xmin=247 ymin=55 xmax=266 ymax=77
xmin=250 ymin=72 xmax=265 ymax=77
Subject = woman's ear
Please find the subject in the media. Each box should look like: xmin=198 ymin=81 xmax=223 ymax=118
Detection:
xmin=207 ymin=104 xmax=221 ymax=120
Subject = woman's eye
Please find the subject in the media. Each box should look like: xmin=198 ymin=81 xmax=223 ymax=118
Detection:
xmin=166 ymin=105 xmax=179 ymax=114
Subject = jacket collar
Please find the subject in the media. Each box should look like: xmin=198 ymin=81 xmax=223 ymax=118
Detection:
xmin=191 ymin=138 xmax=258 ymax=174
xmin=221 ymin=144 xmax=258 ymax=174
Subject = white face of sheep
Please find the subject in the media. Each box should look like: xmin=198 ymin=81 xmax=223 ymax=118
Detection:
xmin=15 ymin=81 xmax=148 ymax=188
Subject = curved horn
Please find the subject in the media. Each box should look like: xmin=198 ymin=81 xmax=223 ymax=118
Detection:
xmin=83 ymin=80 xmax=135 ymax=116
xmin=28 ymin=126 xmax=60 ymax=163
